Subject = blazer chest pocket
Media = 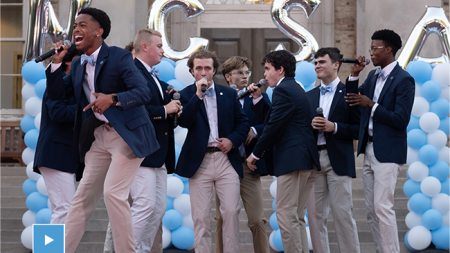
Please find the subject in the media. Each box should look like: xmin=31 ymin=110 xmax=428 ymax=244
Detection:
xmin=126 ymin=116 xmax=148 ymax=130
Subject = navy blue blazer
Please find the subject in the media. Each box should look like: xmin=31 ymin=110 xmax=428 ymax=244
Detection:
xmin=46 ymin=43 xmax=159 ymax=166
xmin=134 ymin=59 xmax=175 ymax=173
xmin=33 ymin=92 xmax=79 ymax=176
xmin=241 ymin=93 xmax=271 ymax=175
xmin=175 ymin=83 xmax=250 ymax=178
xmin=252 ymin=77 xmax=320 ymax=177
xmin=346 ymin=63 xmax=415 ymax=164
xmin=306 ymin=82 xmax=360 ymax=178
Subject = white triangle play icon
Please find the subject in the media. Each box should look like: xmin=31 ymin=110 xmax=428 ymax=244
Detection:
xmin=44 ymin=235 xmax=54 ymax=246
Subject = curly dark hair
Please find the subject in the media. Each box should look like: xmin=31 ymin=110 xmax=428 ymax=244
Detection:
xmin=262 ymin=50 xmax=296 ymax=77
xmin=78 ymin=8 xmax=111 ymax=39
xmin=187 ymin=49 xmax=219 ymax=72
xmin=371 ymin=29 xmax=402 ymax=56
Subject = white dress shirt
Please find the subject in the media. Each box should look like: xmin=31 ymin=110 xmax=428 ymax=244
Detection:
xmin=317 ymin=77 xmax=340 ymax=145
xmin=203 ymin=83 xmax=220 ymax=146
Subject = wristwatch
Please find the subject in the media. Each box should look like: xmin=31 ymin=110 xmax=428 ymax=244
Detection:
xmin=112 ymin=94 xmax=120 ymax=106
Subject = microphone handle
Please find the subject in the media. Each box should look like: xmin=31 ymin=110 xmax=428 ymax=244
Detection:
xmin=237 ymin=82 xmax=262 ymax=99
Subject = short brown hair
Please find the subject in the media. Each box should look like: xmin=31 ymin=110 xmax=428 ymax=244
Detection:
xmin=133 ymin=29 xmax=162 ymax=53
xmin=187 ymin=49 xmax=219 ymax=72
xmin=222 ymin=56 xmax=252 ymax=78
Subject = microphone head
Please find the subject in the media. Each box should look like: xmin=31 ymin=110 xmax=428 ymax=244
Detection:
xmin=257 ymin=79 xmax=268 ymax=87
xmin=167 ymin=85 xmax=174 ymax=90
xmin=316 ymin=107 xmax=324 ymax=115
xmin=63 ymin=40 xmax=72 ymax=47
xmin=229 ymin=84 xmax=238 ymax=90
xmin=172 ymin=92 xmax=181 ymax=100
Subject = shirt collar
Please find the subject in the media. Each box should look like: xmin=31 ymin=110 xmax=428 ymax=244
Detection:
xmin=136 ymin=57 xmax=153 ymax=73
xmin=87 ymin=45 xmax=102 ymax=63
xmin=275 ymin=77 xmax=285 ymax=87
xmin=320 ymin=77 xmax=340 ymax=90
xmin=380 ymin=61 xmax=397 ymax=77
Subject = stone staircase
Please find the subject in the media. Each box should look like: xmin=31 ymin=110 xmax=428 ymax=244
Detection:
xmin=1 ymin=155 xmax=410 ymax=253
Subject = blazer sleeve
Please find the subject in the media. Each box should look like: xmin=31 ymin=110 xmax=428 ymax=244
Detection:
xmin=253 ymin=86 xmax=293 ymax=157
xmin=178 ymin=87 xmax=202 ymax=128
xmin=45 ymin=65 xmax=74 ymax=100
xmin=252 ymin=94 xmax=271 ymax=135
xmin=46 ymin=98 xmax=76 ymax=123
xmin=373 ymin=75 xmax=415 ymax=130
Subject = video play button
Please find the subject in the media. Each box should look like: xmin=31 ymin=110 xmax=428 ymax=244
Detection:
xmin=33 ymin=224 xmax=64 ymax=253
xmin=44 ymin=234 xmax=54 ymax=246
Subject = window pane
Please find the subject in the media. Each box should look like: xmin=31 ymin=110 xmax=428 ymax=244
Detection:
xmin=1 ymin=41 xmax=24 ymax=109
xmin=1 ymin=5 xmax=22 ymax=37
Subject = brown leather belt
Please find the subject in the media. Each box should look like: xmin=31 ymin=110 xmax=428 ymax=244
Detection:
xmin=206 ymin=146 xmax=221 ymax=153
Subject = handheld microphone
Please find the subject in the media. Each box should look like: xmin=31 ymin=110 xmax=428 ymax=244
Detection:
xmin=316 ymin=107 xmax=324 ymax=117
xmin=199 ymin=77 xmax=208 ymax=93
xmin=35 ymin=40 xmax=72 ymax=63
xmin=237 ymin=79 xmax=268 ymax=99
xmin=166 ymin=85 xmax=176 ymax=95
xmin=340 ymin=58 xmax=370 ymax=65
xmin=172 ymin=91 xmax=181 ymax=127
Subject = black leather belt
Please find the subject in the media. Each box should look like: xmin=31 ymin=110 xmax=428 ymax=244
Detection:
xmin=317 ymin=144 xmax=327 ymax=151
xmin=206 ymin=146 xmax=221 ymax=153
xmin=368 ymin=135 xmax=373 ymax=142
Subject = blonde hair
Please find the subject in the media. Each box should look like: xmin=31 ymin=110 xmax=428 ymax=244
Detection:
xmin=133 ymin=29 xmax=162 ymax=53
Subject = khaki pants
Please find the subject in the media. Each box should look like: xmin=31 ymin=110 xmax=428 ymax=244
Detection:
xmin=215 ymin=165 xmax=269 ymax=253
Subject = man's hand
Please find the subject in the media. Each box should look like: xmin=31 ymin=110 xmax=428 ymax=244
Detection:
xmin=345 ymin=93 xmax=374 ymax=108
xmin=311 ymin=117 xmax=335 ymax=132
xmin=246 ymin=155 xmax=257 ymax=171
xmin=164 ymin=100 xmax=182 ymax=114
xmin=83 ymin=93 xmax=114 ymax=114
xmin=245 ymin=128 xmax=257 ymax=145
xmin=51 ymin=41 xmax=70 ymax=64
xmin=216 ymin=138 xmax=233 ymax=154
xmin=350 ymin=56 xmax=368 ymax=77
xmin=195 ymin=77 xmax=208 ymax=98
xmin=247 ymin=83 xmax=262 ymax=99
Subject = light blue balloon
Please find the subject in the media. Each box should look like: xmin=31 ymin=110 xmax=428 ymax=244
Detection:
xmin=418 ymin=145 xmax=439 ymax=166
xmin=174 ymin=144 xmax=181 ymax=165
xmin=439 ymin=117 xmax=449 ymax=135
xmin=421 ymin=80 xmax=441 ymax=102
xmin=166 ymin=197 xmax=174 ymax=211
xmin=441 ymin=179 xmax=449 ymax=194
xmin=403 ymin=232 xmax=416 ymax=252
xmin=25 ymin=192 xmax=48 ymax=213
xmin=35 ymin=208 xmax=52 ymax=224
xmin=24 ymin=129 xmax=39 ymax=150
xmin=422 ymin=209 xmax=443 ymax=230
xmin=167 ymin=79 xmax=186 ymax=92
xmin=409 ymin=193 xmax=432 ymax=214
xmin=266 ymin=87 xmax=274 ymax=102
xmin=403 ymin=179 xmax=421 ymax=198
xmin=407 ymin=129 xmax=427 ymax=150
xmin=162 ymin=57 xmax=176 ymax=67
xmin=407 ymin=116 xmax=420 ymax=132
xmin=430 ymin=99 xmax=449 ymax=120
xmin=432 ymin=226 xmax=449 ymax=250
xmin=272 ymin=199 xmax=277 ymax=210
xmin=182 ymin=181 xmax=189 ymax=194
xmin=22 ymin=61 xmax=46 ymax=84
xmin=34 ymin=79 xmax=46 ymax=99
xmin=295 ymin=61 xmax=316 ymax=87
xmin=162 ymin=209 xmax=183 ymax=231
xmin=272 ymin=229 xmax=284 ymax=252
xmin=269 ymin=212 xmax=279 ymax=230
xmin=154 ymin=61 xmax=175 ymax=82
xmin=22 ymin=179 xmax=37 ymax=196
xmin=406 ymin=61 xmax=432 ymax=84
xmin=429 ymin=161 xmax=449 ymax=182
xmin=171 ymin=226 xmax=195 ymax=250
xmin=20 ymin=115 xmax=36 ymax=133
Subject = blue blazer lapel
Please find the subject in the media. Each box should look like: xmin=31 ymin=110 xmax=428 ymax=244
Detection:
xmin=329 ymin=82 xmax=345 ymax=116
xmin=311 ymin=86 xmax=320 ymax=109
xmin=377 ymin=64 xmax=400 ymax=104
xmin=74 ymin=62 xmax=85 ymax=103
xmin=216 ymin=86 xmax=225 ymax=134
xmin=94 ymin=44 xmax=108 ymax=89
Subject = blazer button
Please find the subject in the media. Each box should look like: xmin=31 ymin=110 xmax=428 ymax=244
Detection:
xmin=164 ymin=132 xmax=168 ymax=136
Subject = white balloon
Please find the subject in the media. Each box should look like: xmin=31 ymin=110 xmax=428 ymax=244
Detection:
xmin=36 ymin=176 xmax=48 ymax=196
xmin=427 ymin=130 xmax=448 ymax=149
xmin=407 ymin=161 xmax=429 ymax=182
xmin=21 ymin=147 xmax=35 ymax=165
xmin=268 ymin=231 xmax=276 ymax=251
xmin=439 ymin=147 xmax=449 ymax=164
xmin=174 ymin=58 xmax=195 ymax=86
xmin=22 ymin=210 xmax=36 ymax=227
xmin=407 ymin=225 xmax=432 ymax=250
xmin=166 ymin=176 xmax=184 ymax=198
xmin=21 ymin=226 xmax=33 ymax=249
xmin=26 ymin=162 xmax=40 ymax=180
xmin=432 ymin=63 xmax=450 ymax=89
xmin=21 ymin=83 xmax=35 ymax=101
xmin=420 ymin=176 xmax=441 ymax=197
xmin=162 ymin=226 xmax=171 ymax=249
xmin=419 ymin=112 xmax=440 ymax=133
xmin=412 ymin=97 xmax=430 ymax=117
xmin=407 ymin=147 xmax=419 ymax=165
xmin=441 ymin=87 xmax=449 ymax=100
xmin=432 ymin=193 xmax=450 ymax=214
xmin=24 ymin=97 xmax=42 ymax=117
xmin=306 ymin=226 xmax=313 ymax=250
xmin=414 ymin=83 xmax=421 ymax=97
xmin=183 ymin=215 xmax=194 ymax=229
xmin=174 ymin=127 xmax=188 ymax=146
xmin=174 ymin=194 xmax=191 ymax=216
xmin=34 ymin=112 xmax=41 ymax=130
xmin=270 ymin=180 xmax=277 ymax=199
xmin=405 ymin=211 xmax=422 ymax=229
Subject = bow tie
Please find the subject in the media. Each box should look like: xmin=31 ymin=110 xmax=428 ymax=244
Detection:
xmin=149 ymin=68 xmax=159 ymax=77
xmin=375 ymin=68 xmax=388 ymax=81
xmin=80 ymin=54 xmax=95 ymax=66
xmin=320 ymin=85 xmax=333 ymax=95
xmin=204 ymin=88 xmax=215 ymax=97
